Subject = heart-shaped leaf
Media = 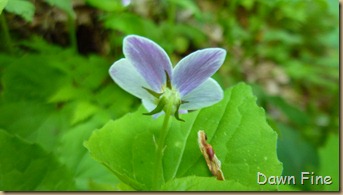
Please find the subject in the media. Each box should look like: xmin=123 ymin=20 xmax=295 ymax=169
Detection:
xmin=85 ymin=83 xmax=283 ymax=191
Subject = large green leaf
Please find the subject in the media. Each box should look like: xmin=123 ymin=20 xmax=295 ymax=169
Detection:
xmin=0 ymin=130 xmax=75 ymax=190
xmin=4 ymin=0 xmax=35 ymax=22
xmin=85 ymin=106 xmax=162 ymax=190
xmin=318 ymin=133 xmax=339 ymax=191
xmin=160 ymin=176 xmax=250 ymax=191
xmin=0 ymin=0 xmax=7 ymax=14
xmin=85 ymin=83 xmax=283 ymax=191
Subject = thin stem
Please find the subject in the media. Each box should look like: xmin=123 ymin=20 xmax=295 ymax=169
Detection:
xmin=167 ymin=1 xmax=176 ymax=26
xmin=67 ymin=14 xmax=77 ymax=53
xmin=0 ymin=14 xmax=14 ymax=53
xmin=152 ymin=102 xmax=172 ymax=190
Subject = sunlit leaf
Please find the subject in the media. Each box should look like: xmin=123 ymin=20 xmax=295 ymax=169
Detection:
xmin=43 ymin=0 xmax=75 ymax=18
xmin=240 ymin=0 xmax=254 ymax=10
xmin=318 ymin=133 xmax=339 ymax=191
xmin=71 ymin=101 xmax=99 ymax=125
xmin=85 ymin=0 xmax=124 ymax=12
xmin=0 ymin=0 xmax=8 ymax=14
xmin=4 ymin=0 xmax=34 ymax=22
xmin=48 ymin=84 xmax=79 ymax=103
xmin=160 ymin=176 xmax=250 ymax=191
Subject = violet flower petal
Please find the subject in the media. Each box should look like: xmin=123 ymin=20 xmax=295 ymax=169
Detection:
xmin=172 ymin=48 xmax=226 ymax=96
xmin=109 ymin=58 xmax=155 ymax=103
xmin=123 ymin=35 xmax=173 ymax=92
xmin=180 ymin=78 xmax=223 ymax=110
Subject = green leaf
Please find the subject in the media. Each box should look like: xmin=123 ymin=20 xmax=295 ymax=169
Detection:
xmin=0 ymin=101 xmax=69 ymax=151
xmin=85 ymin=0 xmax=125 ymax=12
xmin=0 ymin=129 xmax=75 ymax=190
xmin=0 ymin=0 xmax=8 ymax=14
xmin=161 ymin=176 xmax=250 ymax=191
xmin=277 ymin=124 xmax=319 ymax=191
xmin=57 ymin=118 xmax=119 ymax=190
xmin=268 ymin=96 xmax=309 ymax=126
xmin=172 ymin=83 xmax=283 ymax=190
xmin=71 ymin=101 xmax=99 ymax=125
xmin=85 ymin=83 xmax=283 ymax=191
xmin=103 ymin=13 xmax=159 ymax=39
xmin=168 ymin=0 xmax=201 ymax=17
xmin=318 ymin=133 xmax=339 ymax=191
xmin=240 ymin=0 xmax=254 ymax=10
xmin=18 ymin=36 xmax=65 ymax=54
xmin=4 ymin=0 xmax=35 ymax=22
xmin=85 ymin=106 xmax=161 ymax=190
xmin=1 ymin=54 xmax=64 ymax=102
xmin=48 ymin=84 xmax=79 ymax=103
xmin=95 ymin=84 xmax=139 ymax=113
xmin=43 ymin=0 xmax=75 ymax=18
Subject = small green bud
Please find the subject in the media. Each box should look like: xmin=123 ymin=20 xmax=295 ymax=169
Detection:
xmin=144 ymin=87 xmax=184 ymax=121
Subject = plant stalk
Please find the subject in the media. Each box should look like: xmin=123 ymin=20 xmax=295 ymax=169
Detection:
xmin=67 ymin=14 xmax=77 ymax=53
xmin=0 ymin=14 xmax=14 ymax=53
xmin=152 ymin=103 xmax=172 ymax=190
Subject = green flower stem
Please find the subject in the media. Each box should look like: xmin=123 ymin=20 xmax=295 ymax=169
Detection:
xmin=167 ymin=1 xmax=176 ymax=26
xmin=153 ymin=102 xmax=173 ymax=190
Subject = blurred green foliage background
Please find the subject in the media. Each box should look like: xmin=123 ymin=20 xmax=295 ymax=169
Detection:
xmin=0 ymin=0 xmax=339 ymax=191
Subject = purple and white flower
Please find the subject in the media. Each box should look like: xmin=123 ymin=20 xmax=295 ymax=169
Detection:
xmin=109 ymin=35 xmax=226 ymax=121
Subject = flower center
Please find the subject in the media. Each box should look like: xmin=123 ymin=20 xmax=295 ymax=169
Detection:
xmin=160 ymin=87 xmax=181 ymax=115
xmin=143 ymin=85 xmax=185 ymax=121
xmin=143 ymin=71 xmax=185 ymax=121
